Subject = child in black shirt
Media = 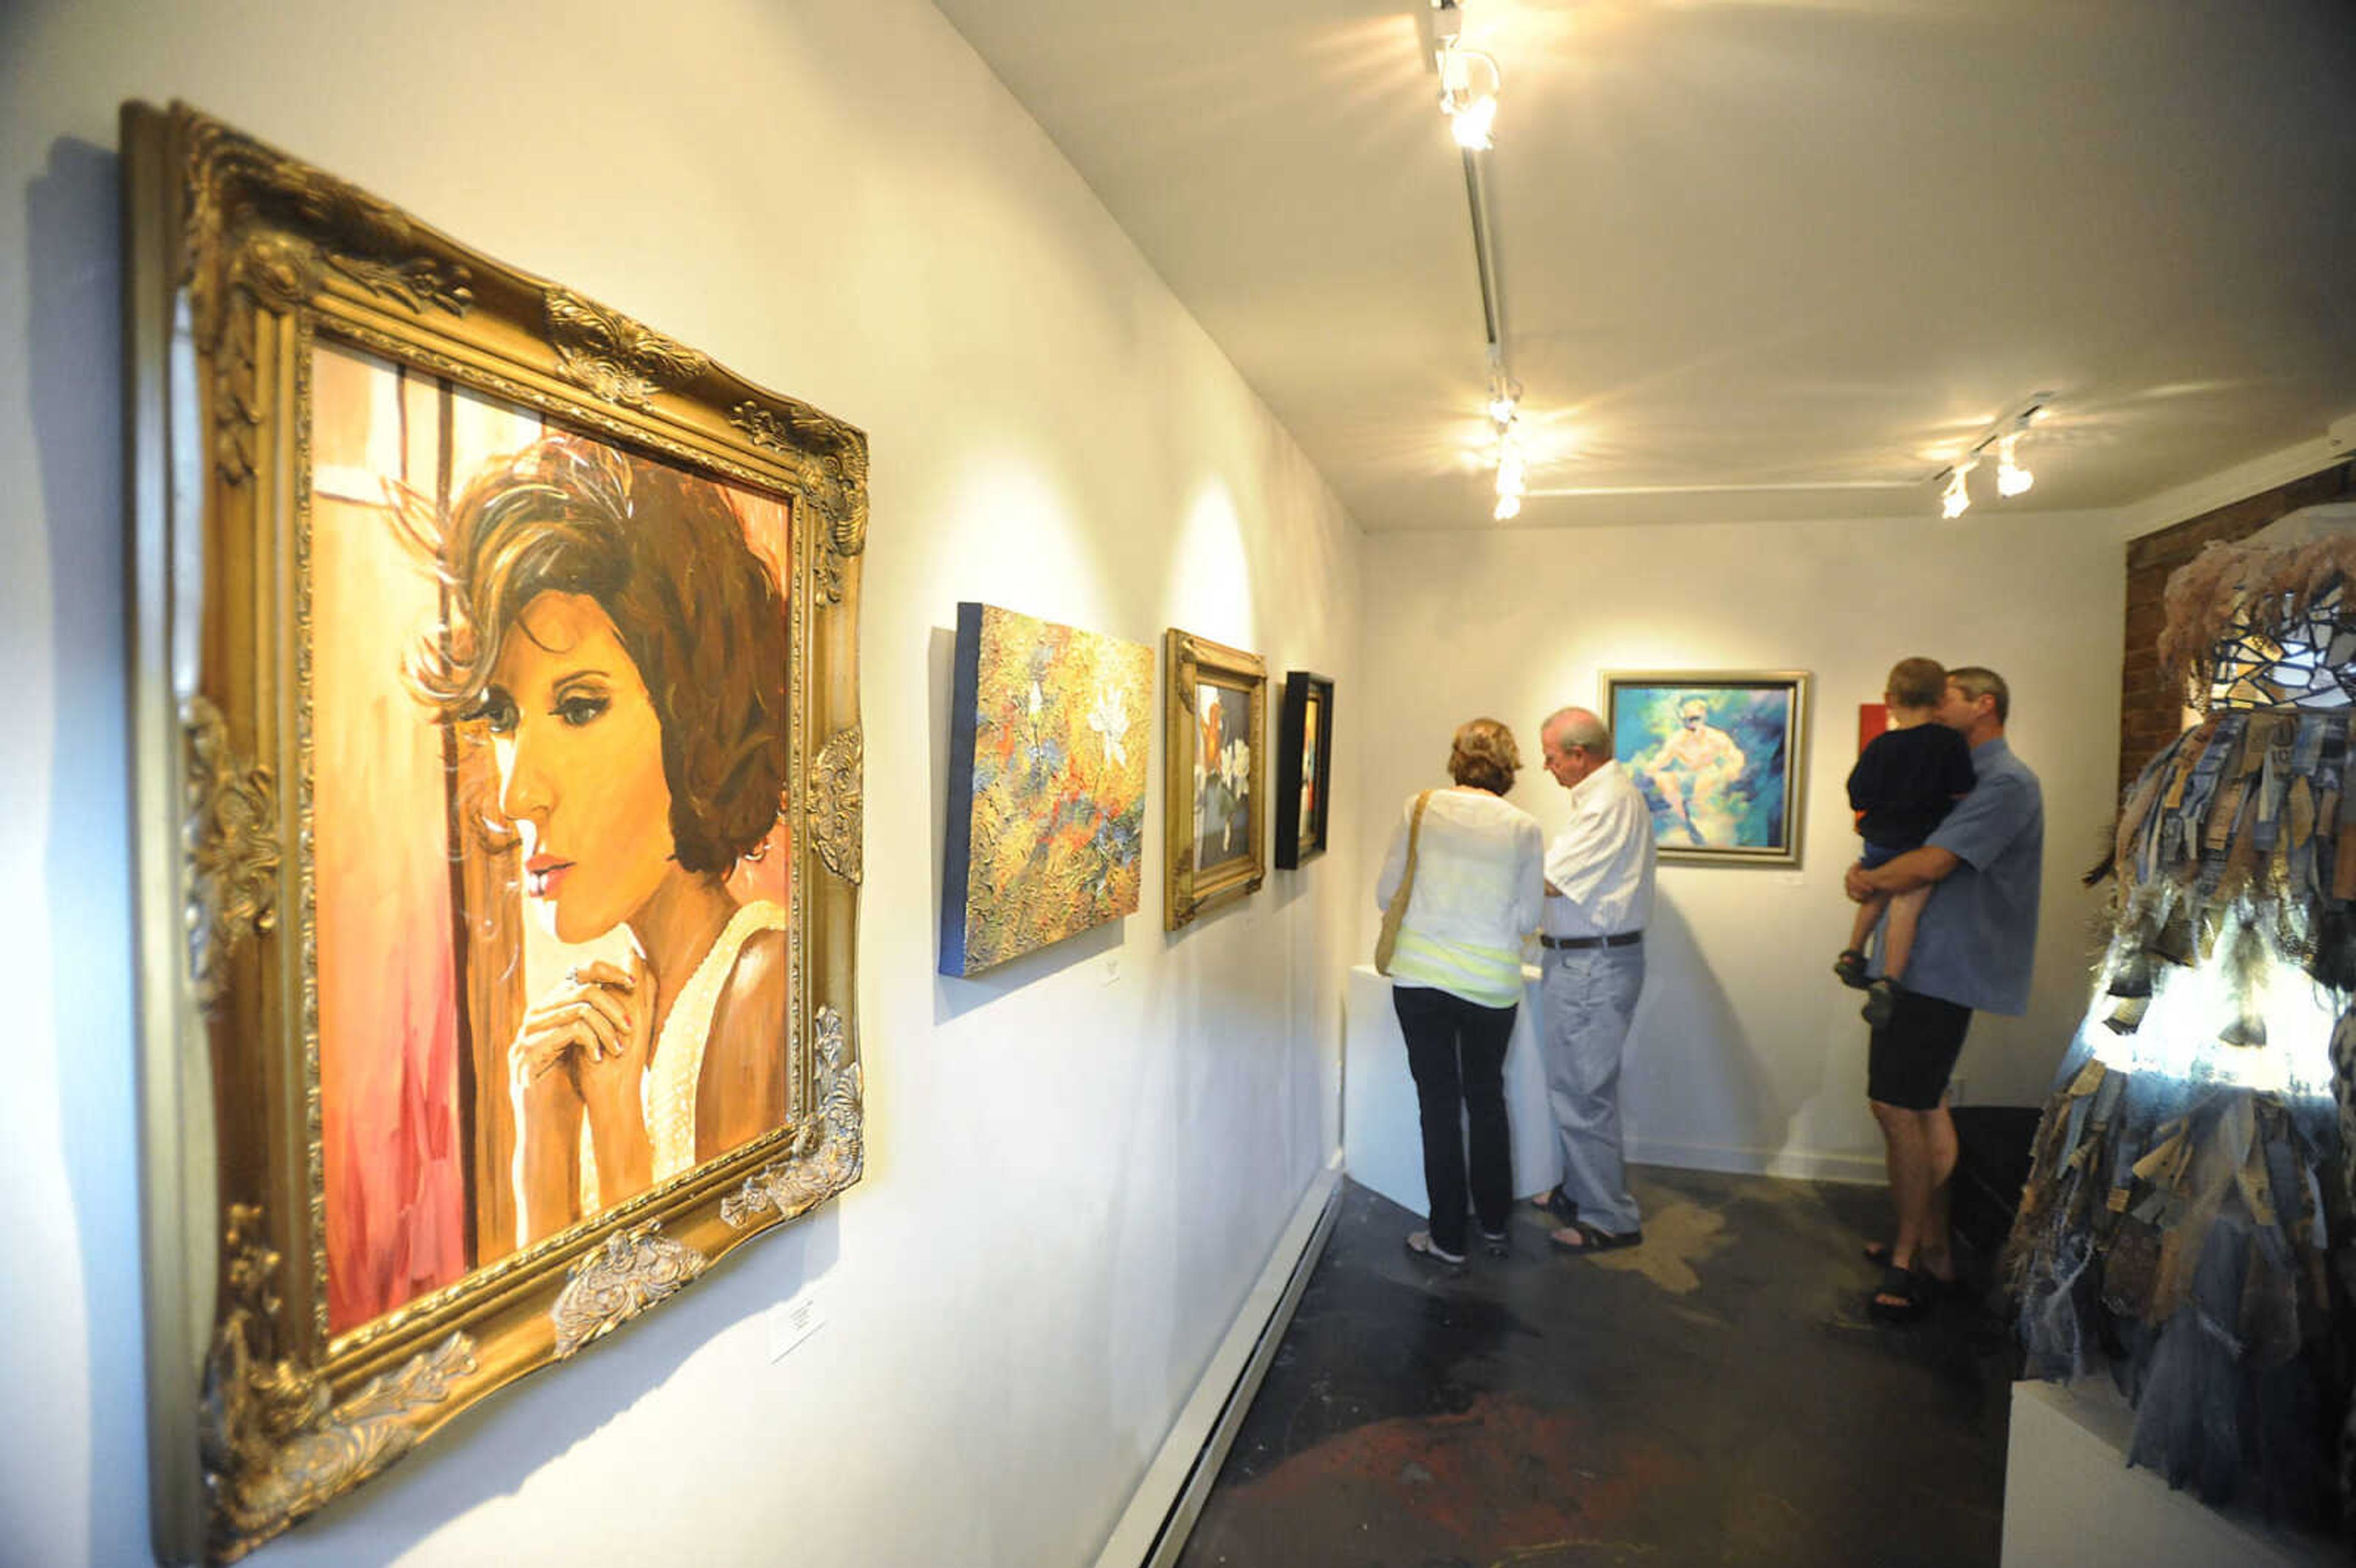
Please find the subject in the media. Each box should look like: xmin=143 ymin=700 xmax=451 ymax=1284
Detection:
xmin=1836 ymin=657 xmax=1977 ymax=1026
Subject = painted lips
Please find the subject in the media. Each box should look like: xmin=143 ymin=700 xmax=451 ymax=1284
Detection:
xmin=524 ymin=855 xmax=574 ymax=898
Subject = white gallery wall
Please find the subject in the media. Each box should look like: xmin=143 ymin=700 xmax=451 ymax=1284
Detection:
xmin=1357 ymin=512 xmax=2127 ymax=1181
xmin=0 ymin=2 xmax=1358 ymax=1565
xmin=0 ymin=1 xmax=2330 ymax=1565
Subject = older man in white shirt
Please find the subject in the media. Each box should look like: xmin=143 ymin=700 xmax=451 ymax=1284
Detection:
xmin=1536 ymin=706 xmax=1658 ymax=1251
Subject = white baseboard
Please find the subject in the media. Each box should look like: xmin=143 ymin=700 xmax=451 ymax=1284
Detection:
xmin=1629 ymin=1137 xmax=1886 ymax=1186
xmin=1090 ymin=1163 xmax=1344 ymax=1568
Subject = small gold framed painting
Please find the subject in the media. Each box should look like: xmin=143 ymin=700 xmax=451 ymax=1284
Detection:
xmin=1164 ymin=629 xmax=1267 ymax=929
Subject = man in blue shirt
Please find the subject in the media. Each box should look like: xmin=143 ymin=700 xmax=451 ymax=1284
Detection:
xmin=1842 ymin=667 xmax=2042 ymax=1321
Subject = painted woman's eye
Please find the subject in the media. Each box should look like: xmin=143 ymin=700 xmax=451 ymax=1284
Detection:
xmin=467 ymin=691 xmax=520 ymax=735
xmin=554 ymin=691 xmax=610 ymax=728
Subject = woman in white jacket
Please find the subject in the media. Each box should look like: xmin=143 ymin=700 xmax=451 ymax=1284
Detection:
xmin=1376 ymin=718 xmax=1546 ymax=1267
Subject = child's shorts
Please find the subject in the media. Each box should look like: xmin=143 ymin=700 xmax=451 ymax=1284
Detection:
xmin=1860 ymin=840 xmax=1919 ymax=870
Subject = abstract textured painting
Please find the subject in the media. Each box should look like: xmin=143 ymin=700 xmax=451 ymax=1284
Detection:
xmin=942 ymin=603 xmax=1153 ymax=975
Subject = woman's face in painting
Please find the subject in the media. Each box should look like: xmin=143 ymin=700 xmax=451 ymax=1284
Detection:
xmin=481 ymin=591 xmax=676 ymax=943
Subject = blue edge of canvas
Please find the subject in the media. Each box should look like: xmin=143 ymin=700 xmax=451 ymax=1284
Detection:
xmin=939 ymin=601 xmax=985 ymax=977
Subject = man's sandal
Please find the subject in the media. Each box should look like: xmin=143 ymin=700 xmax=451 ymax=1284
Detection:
xmin=1549 ymin=1220 xmax=1642 ymax=1255
xmin=1868 ymin=1264 xmax=1932 ymax=1323
xmin=1865 ymin=1243 xmax=1971 ymax=1297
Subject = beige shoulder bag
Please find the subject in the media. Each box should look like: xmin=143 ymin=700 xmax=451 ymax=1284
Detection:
xmin=1374 ymin=790 xmax=1434 ymax=975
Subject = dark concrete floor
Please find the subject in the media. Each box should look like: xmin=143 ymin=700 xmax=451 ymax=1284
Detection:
xmin=1178 ymin=1169 xmax=2013 ymax=1568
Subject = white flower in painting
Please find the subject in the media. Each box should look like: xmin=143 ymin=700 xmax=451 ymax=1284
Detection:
xmin=1027 ymin=679 xmax=1045 ymax=721
xmin=1219 ymin=737 xmax=1250 ymax=796
xmin=1087 ymin=677 xmax=1129 ymax=767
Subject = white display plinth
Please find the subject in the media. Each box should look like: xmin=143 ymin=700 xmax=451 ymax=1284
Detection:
xmin=1344 ymin=963 xmax=1561 ymax=1218
xmin=2004 ymin=1378 xmax=2340 ymax=1568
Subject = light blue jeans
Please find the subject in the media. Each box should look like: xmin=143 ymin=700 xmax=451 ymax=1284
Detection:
xmin=1539 ymin=943 xmax=1646 ymax=1234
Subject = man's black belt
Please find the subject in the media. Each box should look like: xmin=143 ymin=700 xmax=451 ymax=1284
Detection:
xmin=1541 ymin=931 xmax=1642 ymax=950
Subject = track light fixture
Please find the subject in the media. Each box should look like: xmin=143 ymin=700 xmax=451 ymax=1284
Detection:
xmin=1488 ymin=364 xmax=1525 ymax=520
xmin=1941 ymin=461 xmax=1975 ymax=520
xmin=1439 ymin=42 xmax=1502 ymax=150
xmin=1428 ymin=1 xmax=1502 ymax=152
xmin=1429 ymin=2 xmax=1531 ymax=521
xmin=1931 ymin=396 xmax=2050 ymax=520
xmin=1995 ymin=430 xmax=2034 ymax=498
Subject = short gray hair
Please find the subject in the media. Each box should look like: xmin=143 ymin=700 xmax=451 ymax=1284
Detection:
xmin=1947 ymin=666 xmax=2010 ymax=725
xmin=1542 ymin=705 xmax=1611 ymax=754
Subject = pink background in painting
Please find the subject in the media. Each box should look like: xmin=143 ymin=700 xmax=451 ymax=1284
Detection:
xmin=314 ymin=345 xmax=487 ymax=1332
xmin=313 ymin=342 xmax=793 ymax=1334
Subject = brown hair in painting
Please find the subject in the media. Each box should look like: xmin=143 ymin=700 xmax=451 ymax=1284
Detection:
xmin=409 ymin=434 xmax=787 ymax=870
xmin=404 ymin=432 xmax=791 ymax=1247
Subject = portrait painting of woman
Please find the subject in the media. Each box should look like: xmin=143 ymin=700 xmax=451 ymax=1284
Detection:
xmin=309 ymin=342 xmax=795 ymax=1333
xmin=410 ymin=432 xmax=791 ymax=1248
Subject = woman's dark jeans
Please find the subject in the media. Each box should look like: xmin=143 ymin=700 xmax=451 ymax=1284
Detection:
xmin=1392 ymin=983 xmax=1517 ymax=1255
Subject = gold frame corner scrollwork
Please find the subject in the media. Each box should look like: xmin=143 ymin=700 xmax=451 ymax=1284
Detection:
xmin=124 ymin=100 xmax=867 ymax=1562
xmin=1163 ymin=629 xmax=1268 ymax=931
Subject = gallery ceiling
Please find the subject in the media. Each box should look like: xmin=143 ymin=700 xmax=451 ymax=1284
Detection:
xmin=931 ymin=0 xmax=2356 ymax=532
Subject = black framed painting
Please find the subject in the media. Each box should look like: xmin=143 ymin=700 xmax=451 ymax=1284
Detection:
xmin=1274 ymin=671 xmax=1333 ymax=869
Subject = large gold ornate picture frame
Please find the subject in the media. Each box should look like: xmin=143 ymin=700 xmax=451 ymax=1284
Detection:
xmin=124 ymin=103 xmax=866 ymax=1562
xmin=1164 ymin=629 xmax=1266 ymax=929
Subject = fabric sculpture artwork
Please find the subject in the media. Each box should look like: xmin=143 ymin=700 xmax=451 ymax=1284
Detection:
xmin=2005 ymin=504 xmax=2356 ymax=1524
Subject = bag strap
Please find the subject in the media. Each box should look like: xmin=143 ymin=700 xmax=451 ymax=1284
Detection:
xmin=1376 ymin=790 xmax=1433 ymax=974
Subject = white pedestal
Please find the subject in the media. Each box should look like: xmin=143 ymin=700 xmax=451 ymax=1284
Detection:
xmin=1344 ymin=963 xmax=1561 ymax=1218
xmin=2004 ymin=1378 xmax=2340 ymax=1568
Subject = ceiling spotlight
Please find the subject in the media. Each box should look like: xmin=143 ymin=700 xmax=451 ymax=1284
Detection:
xmin=1995 ymin=431 xmax=2034 ymax=498
xmin=1493 ymin=493 xmax=1522 ymax=521
xmin=1496 ymin=439 xmax=1527 ymax=499
xmin=1449 ymin=93 xmax=1498 ymax=150
xmin=1439 ymin=42 xmax=1502 ymax=150
xmin=1488 ymin=389 xmax=1519 ymax=426
xmin=1941 ymin=461 xmax=1975 ymax=520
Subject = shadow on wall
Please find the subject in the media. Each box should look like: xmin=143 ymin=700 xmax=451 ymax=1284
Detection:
xmin=1620 ymin=893 xmax=1778 ymax=1172
xmin=269 ymin=1209 xmax=837 ymax=1563
xmin=29 ymin=135 xmax=147 ymax=1568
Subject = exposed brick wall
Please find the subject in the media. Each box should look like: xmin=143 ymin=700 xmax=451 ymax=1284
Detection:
xmin=2118 ymin=459 xmax=2356 ymax=796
